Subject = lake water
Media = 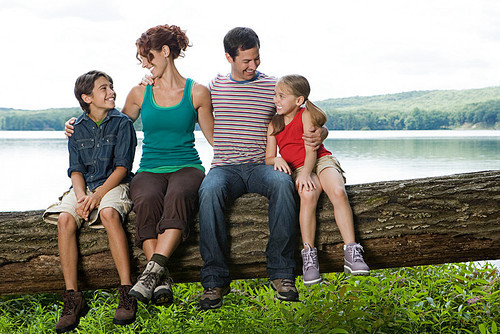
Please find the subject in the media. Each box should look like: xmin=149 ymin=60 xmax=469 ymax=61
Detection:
xmin=1 ymin=130 xmax=498 ymax=212
xmin=1 ymin=130 xmax=499 ymax=267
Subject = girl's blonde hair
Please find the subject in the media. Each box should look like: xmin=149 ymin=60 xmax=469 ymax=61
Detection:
xmin=271 ymin=74 xmax=327 ymax=136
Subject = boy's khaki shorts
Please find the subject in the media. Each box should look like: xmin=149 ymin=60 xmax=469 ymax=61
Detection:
xmin=293 ymin=155 xmax=346 ymax=183
xmin=43 ymin=183 xmax=132 ymax=229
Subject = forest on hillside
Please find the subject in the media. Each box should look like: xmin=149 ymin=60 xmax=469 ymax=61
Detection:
xmin=1 ymin=86 xmax=499 ymax=130
xmin=322 ymin=99 xmax=500 ymax=130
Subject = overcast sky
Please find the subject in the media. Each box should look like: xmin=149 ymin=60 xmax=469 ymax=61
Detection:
xmin=1 ymin=0 xmax=499 ymax=110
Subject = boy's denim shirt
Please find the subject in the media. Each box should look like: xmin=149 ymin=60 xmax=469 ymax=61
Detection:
xmin=68 ymin=108 xmax=137 ymax=191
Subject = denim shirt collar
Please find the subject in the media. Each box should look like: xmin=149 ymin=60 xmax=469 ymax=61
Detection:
xmin=74 ymin=108 xmax=121 ymax=126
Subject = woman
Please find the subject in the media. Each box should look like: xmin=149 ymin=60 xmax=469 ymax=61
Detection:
xmin=67 ymin=24 xmax=213 ymax=305
xmin=125 ymin=24 xmax=213 ymax=305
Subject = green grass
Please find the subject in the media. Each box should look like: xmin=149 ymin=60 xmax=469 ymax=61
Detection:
xmin=1 ymin=262 xmax=498 ymax=333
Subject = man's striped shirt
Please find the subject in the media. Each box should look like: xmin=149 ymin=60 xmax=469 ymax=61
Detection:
xmin=209 ymin=72 xmax=276 ymax=167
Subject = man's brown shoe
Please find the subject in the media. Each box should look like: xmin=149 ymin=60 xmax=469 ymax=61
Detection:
xmin=199 ymin=285 xmax=230 ymax=310
xmin=113 ymin=285 xmax=137 ymax=325
xmin=55 ymin=290 xmax=89 ymax=333
xmin=271 ymin=278 xmax=299 ymax=302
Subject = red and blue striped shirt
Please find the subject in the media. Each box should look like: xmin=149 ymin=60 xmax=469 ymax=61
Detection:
xmin=209 ymin=72 xmax=277 ymax=167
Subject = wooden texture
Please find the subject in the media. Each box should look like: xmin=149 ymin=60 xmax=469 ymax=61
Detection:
xmin=0 ymin=170 xmax=498 ymax=295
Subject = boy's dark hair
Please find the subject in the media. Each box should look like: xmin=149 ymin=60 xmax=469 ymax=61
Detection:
xmin=223 ymin=27 xmax=260 ymax=59
xmin=74 ymin=70 xmax=113 ymax=113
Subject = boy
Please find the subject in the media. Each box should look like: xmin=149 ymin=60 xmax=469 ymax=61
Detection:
xmin=43 ymin=70 xmax=137 ymax=333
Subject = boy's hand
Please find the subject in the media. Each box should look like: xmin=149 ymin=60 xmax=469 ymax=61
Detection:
xmin=139 ymin=74 xmax=155 ymax=86
xmin=302 ymin=126 xmax=323 ymax=151
xmin=274 ymin=157 xmax=292 ymax=175
xmin=65 ymin=117 xmax=77 ymax=138
xmin=76 ymin=193 xmax=102 ymax=221
xmin=75 ymin=196 xmax=90 ymax=220
xmin=295 ymin=172 xmax=316 ymax=193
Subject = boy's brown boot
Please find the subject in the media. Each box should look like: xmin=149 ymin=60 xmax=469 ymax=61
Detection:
xmin=113 ymin=285 xmax=137 ymax=325
xmin=56 ymin=290 xmax=89 ymax=333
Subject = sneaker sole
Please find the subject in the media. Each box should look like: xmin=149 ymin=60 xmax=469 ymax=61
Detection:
xmin=56 ymin=304 xmax=90 ymax=333
xmin=344 ymin=265 xmax=370 ymax=276
xmin=303 ymin=277 xmax=322 ymax=286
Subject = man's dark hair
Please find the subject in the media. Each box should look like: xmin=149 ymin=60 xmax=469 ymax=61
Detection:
xmin=74 ymin=70 xmax=113 ymax=113
xmin=223 ymin=27 xmax=260 ymax=59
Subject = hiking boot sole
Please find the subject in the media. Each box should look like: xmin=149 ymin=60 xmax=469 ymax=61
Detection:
xmin=344 ymin=265 xmax=370 ymax=276
xmin=199 ymin=286 xmax=230 ymax=310
xmin=113 ymin=316 xmax=136 ymax=326
xmin=200 ymin=299 xmax=223 ymax=310
xmin=55 ymin=304 xmax=90 ymax=333
xmin=128 ymin=289 xmax=151 ymax=304
xmin=270 ymin=283 xmax=299 ymax=302
xmin=152 ymin=289 xmax=173 ymax=306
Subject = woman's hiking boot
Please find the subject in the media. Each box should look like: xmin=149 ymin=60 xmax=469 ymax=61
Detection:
xmin=129 ymin=261 xmax=165 ymax=303
xmin=152 ymin=273 xmax=174 ymax=306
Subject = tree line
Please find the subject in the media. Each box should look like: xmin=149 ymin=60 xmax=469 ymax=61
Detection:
xmin=0 ymin=108 xmax=143 ymax=131
xmin=0 ymin=99 xmax=499 ymax=131
xmin=322 ymin=99 xmax=500 ymax=130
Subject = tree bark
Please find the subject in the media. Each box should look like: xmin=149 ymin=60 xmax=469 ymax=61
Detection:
xmin=0 ymin=170 xmax=498 ymax=295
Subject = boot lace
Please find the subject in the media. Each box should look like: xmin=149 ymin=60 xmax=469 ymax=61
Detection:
xmin=118 ymin=286 xmax=133 ymax=310
xmin=139 ymin=272 xmax=160 ymax=290
xmin=279 ymin=278 xmax=295 ymax=287
xmin=302 ymin=248 xmax=317 ymax=271
xmin=61 ymin=292 xmax=76 ymax=316
xmin=204 ymin=287 xmax=217 ymax=296
xmin=350 ymin=244 xmax=365 ymax=262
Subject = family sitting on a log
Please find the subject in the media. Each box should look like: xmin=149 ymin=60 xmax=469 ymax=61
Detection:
xmin=42 ymin=25 xmax=369 ymax=333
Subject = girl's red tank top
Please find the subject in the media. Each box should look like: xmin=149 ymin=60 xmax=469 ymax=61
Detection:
xmin=275 ymin=108 xmax=331 ymax=170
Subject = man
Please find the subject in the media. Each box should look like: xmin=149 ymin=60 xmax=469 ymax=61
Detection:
xmin=198 ymin=27 xmax=326 ymax=310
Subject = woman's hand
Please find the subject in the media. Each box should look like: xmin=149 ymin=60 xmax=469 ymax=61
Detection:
xmin=65 ymin=118 xmax=77 ymax=138
xmin=139 ymin=74 xmax=155 ymax=86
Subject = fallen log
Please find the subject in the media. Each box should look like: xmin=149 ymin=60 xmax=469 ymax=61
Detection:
xmin=0 ymin=170 xmax=499 ymax=295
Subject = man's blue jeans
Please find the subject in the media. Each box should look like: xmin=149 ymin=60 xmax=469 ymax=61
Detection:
xmin=199 ymin=163 xmax=297 ymax=288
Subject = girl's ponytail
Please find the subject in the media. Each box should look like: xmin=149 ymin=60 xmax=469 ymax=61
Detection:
xmin=305 ymin=99 xmax=327 ymax=127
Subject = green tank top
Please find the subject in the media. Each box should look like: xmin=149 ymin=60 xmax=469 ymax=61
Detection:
xmin=137 ymin=78 xmax=204 ymax=173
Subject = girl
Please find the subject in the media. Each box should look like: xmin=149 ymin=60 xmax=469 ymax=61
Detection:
xmin=265 ymin=74 xmax=369 ymax=286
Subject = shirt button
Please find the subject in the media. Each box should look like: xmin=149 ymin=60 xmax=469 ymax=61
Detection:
xmin=93 ymin=160 xmax=97 ymax=164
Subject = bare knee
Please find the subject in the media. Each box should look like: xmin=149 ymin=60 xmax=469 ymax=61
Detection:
xmin=99 ymin=208 xmax=121 ymax=228
xmin=57 ymin=213 xmax=77 ymax=236
xmin=328 ymin=185 xmax=348 ymax=202
xmin=299 ymin=189 xmax=321 ymax=208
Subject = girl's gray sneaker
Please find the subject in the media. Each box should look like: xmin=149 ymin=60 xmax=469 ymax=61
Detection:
xmin=344 ymin=242 xmax=370 ymax=275
xmin=301 ymin=243 xmax=322 ymax=285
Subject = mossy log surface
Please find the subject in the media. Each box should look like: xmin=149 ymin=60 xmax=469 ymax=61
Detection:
xmin=0 ymin=170 xmax=498 ymax=295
